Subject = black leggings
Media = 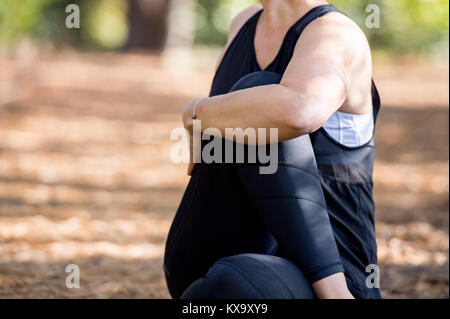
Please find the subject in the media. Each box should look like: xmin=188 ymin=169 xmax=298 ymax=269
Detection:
xmin=181 ymin=254 xmax=314 ymax=299
xmin=165 ymin=71 xmax=343 ymax=299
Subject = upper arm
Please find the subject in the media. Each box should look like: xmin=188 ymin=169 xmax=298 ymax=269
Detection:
xmin=214 ymin=5 xmax=263 ymax=71
xmin=280 ymin=13 xmax=371 ymax=132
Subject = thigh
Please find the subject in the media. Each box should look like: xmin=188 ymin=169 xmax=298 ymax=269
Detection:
xmin=181 ymin=254 xmax=315 ymax=299
xmin=164 ymin=164 xmax=277 ymax=299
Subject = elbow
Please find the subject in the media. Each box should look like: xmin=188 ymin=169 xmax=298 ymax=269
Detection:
xmin=283 ymin=95 xmax=326 ymax=135
xmin=287 ymin=114 xmax=320 ymax=135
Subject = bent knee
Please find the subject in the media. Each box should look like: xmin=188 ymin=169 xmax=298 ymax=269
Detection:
xmin=181 ymin=254 xmax=314 ymax=299
xmin=181 ymin=261 xmax=265 ymax=299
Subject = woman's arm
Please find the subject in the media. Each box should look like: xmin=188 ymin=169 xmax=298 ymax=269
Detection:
xmin=183 ymin=13 xmax=371 ymax=143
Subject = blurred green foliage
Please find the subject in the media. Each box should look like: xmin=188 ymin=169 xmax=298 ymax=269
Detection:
xmin=331 ymin=0 xmax=449 ymax=55
xmin=0 ymin=0 xmax=448 ymax=55
xmin=0 ymin=0 xmax=54 ymax=45
xmin=196 ymin=0 xmax=449 ymax=55
xmin=195 ymin=0 xmax=259 ymax=45
xmin=0 ymin=0 xmax=128 ymax=50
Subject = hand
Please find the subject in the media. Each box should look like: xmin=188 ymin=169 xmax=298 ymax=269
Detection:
xmin=182 ymin=98 xmax=203 ymax=176
xmin=312 ymin=272 xmax=355 ymax=299
xmin=182 ymin=98 xmax=196 ymax=133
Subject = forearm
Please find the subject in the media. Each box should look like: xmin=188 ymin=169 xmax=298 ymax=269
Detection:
xmin=183 ymin=85 xmax=311 ymax=144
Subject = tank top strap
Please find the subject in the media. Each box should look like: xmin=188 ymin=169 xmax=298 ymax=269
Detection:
xmin=293 ymin=4 xmax=340 ymax=34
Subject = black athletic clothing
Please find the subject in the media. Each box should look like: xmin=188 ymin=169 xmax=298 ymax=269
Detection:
xmin=164 ymin=4 xmax=381 ymax=299
xmin=166 ymin=71 xmax=342 ymax=299
xmin=179 ymin=71 xmax=341 ymax=299
xmin=231 ymin=72 xmax=344 ymax=283
xmin=181 ymin=254 xmax=315 ymax=299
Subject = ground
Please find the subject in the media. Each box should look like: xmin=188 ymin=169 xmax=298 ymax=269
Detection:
xmin=0 ymin=50 xmax=448 ymax=298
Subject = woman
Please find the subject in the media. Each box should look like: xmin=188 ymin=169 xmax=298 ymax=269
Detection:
xmin=164 ymin=0 xmax=381 ymax=299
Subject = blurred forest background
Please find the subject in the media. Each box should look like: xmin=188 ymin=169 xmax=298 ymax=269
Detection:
xmin=0 ymin=0 xmax=448 ymax=298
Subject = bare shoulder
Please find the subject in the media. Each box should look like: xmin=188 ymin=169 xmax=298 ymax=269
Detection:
xmin=228 ymin=5 xmax=263 ymax=40
xmin=299 ymin=11 xmax=372 ymax=67
xmin=288 ymin=11 xmax=373 ymax=113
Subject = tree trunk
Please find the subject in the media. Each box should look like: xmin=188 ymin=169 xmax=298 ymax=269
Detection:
xmin=165 ymin=0 xmax=196 ymax=49
xmin=124 ymin=0 xmax=171 ymax=51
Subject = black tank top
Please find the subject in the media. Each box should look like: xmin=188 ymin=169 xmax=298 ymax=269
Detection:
xmin=209 ymin=4 xmax=382 ymax=299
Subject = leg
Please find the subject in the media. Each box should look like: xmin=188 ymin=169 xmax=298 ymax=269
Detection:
xmin=181 ymin=254 xmax=315 ymax=299
xmin=230 ymin=72 xmax=344 ymax=283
